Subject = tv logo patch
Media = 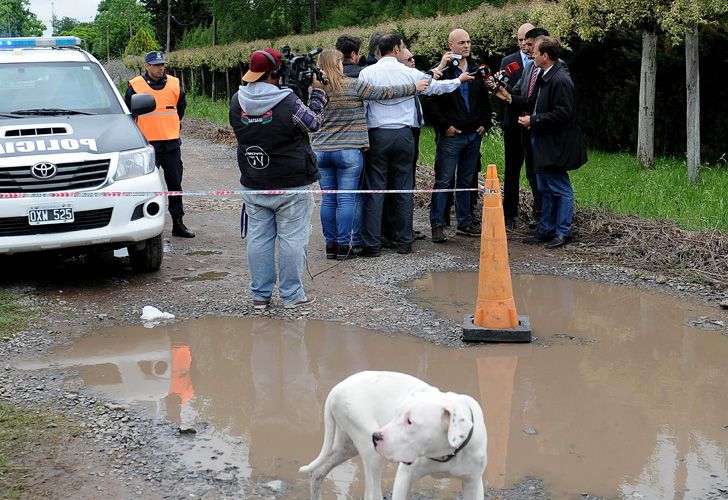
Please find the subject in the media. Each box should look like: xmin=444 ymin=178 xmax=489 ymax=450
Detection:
xmin=245 ymin=146 xmax=269 ymax=169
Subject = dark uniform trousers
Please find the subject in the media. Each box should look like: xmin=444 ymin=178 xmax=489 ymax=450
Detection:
xmin=153 ymin=142 xmax=185 ymax=218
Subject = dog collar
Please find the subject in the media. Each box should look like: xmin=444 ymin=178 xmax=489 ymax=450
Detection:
xmin=428 ymin=408 xmax=474 ymax=463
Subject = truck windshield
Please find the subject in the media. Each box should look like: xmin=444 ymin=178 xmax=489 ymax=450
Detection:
xmin=0 ymin=62 xmax=123 ymax=115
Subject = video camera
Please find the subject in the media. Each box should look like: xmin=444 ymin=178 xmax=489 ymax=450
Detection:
xmin=279 ymin=46 xmax=329 ymax=103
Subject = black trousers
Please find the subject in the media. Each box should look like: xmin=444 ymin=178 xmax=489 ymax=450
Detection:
xmin=382 ymin=127 xmax=420 ymax=240
xmin=502 ymin=125 xmax=541 ymax=221
xmin=362 ymin=128 xmax=414 ymax=249
xmin=155 ymin=146 xmax=185 ymax=218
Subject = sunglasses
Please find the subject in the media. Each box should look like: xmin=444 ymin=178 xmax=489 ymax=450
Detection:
xmin=401 ymin=56 xmax=414 ymax=62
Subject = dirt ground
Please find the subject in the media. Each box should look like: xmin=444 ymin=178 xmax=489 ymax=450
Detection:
xmin=1 ymin=119 xmax=726 ymax=499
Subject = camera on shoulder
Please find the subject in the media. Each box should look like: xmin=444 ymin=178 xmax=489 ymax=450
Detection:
xmin=279 ymin=46 xmax=329 ymax=104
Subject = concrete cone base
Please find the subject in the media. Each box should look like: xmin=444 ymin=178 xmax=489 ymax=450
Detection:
xmin=462 ymin=314 xmax=532 ymax=343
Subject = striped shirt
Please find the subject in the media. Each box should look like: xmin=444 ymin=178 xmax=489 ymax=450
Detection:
xmin=311 ymin=78 xmax=416 ymax=152
xmin=358 ymin=56 xmax=462 ymax=129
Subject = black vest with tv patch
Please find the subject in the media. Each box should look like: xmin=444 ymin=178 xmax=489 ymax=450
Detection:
xmin=230 ymin=92 xmax=318 ymax=189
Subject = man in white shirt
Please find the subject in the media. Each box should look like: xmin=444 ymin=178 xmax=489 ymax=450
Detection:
xmin=357 ymin=33 xmax=472 ymax=256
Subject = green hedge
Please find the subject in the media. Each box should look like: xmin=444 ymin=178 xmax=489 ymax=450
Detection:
xmin=123 ymin=2 xmax=555 ymax=72
xmin=134 ymin=1 xmax=728 ymax=163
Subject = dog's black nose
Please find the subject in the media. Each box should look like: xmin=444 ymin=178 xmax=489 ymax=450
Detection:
xmin=372 ymin=432 xmax=383 ymax=447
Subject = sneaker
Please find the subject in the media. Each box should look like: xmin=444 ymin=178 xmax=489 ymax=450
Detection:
xmin=284 ymin=295 xmax=316 ymax=309
xmin=456 ymin=223 xmax=481 ymax=237
xmin=505 ymin=219 xmax=516 ymax=232
xmin=253 ymin=298 xmax=270 ymax=310
xmin=413 ymin=230 xmax=427 ymax=241
xmin=528 ymin=216 xmax=540 ymax=230
xmin=326 ymin=243 xmax=337 ymax=260
xmin=431 ymin=226 xmax=448 ymax=243
xmin=397 ymin=244 xmax=412 ymax=255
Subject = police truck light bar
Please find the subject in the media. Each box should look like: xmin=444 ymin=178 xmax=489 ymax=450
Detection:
xmin=0 ymin=37 xmax=81 ymax=48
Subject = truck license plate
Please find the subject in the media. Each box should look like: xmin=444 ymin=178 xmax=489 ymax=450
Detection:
xmin=28 ymin=206 xmax=75 ymax=225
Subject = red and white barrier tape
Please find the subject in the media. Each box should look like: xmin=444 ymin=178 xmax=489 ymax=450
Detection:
xmin=0 ymin=187 xmax=483 ymax=199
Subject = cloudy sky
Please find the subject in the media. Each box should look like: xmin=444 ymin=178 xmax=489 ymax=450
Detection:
xmin=28 ymin=0 xmax=101 ymax=34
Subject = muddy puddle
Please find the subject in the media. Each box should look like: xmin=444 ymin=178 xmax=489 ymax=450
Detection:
xmin=16 ymin=274 xmax=728 ymax=498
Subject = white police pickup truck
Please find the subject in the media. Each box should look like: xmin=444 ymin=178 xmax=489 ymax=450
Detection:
xmin=0 ymin=37 xmax=166 ymax=271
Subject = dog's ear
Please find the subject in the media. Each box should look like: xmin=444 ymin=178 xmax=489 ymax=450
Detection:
xmin=444 ymin=397 xmax=474 ymax=449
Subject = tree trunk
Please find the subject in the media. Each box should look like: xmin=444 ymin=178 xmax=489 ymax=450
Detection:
xmin=309 ymin=0 xmax=317 ymax=33
xmin=166 ymin=0 xmax=171 ymax=52
xmin=637 ymin=28 xmax=657 ymax=168
xmin=225 ymin=68 xmax=230 ymax=100
xmin=685 ymin=23 xmax=700 ymax=183
xmin=212 ymin=71 xmax=216 ymax=101
xmin=212 ymin=15 xmax=217 ymax=46
xmin=201 ymin=68 xmax=205 ymax=97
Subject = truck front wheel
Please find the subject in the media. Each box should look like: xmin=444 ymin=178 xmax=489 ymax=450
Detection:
xmin=127 ymin=234 xmax=163 ymax=272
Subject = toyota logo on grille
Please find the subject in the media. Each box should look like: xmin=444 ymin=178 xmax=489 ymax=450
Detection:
xmin=30 ymin=162 xmax=58 ymax=180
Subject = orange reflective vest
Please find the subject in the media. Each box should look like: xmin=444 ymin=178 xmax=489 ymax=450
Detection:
xmin=129 ymin=75 xmax=181 ymax=141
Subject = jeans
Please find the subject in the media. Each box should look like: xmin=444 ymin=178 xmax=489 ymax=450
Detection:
xmin=316 ymin=149 xmax=364 ymax=247
xmin=536 ymin=170 xmax=574 ymax=237
xmin=430 ymin=134 xmax=481 ymax=228
xmin=242 ymin=185 xmax=314 ymax=305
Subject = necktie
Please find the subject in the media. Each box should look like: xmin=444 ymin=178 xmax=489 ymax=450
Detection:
xmin=527 ymin=67 xmax=539 ymax=98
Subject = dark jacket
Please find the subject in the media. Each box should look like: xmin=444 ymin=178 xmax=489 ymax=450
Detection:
xmin=508 ymin=60 xmax=539 ymax=117
xmin=229 ymin=92 xmax=319 ymax=189
xmin=421 ymin=59 xmax=491 ymax=135
xmin=499 ymin=51 xmax=526 ymax=128
xmin=529 ymin=60 xmax=587 ymax=172
xmin=343 ymin=61 xmax=362 ymax=77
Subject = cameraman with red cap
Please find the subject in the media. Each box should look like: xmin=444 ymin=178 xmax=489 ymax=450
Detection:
xmin=229 ymin=48 xmax=328 ymax=310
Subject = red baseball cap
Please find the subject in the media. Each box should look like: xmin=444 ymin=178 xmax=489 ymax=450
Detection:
xmin=243 ymin=48 xmax=282 ymax=83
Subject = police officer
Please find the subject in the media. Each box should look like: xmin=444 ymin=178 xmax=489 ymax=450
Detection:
xmin=125 ymin=51 xmax=195 ymax=238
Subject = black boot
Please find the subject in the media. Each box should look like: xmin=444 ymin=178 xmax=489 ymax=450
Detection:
xmin=172 ymin=216 xmax=195 ymax=238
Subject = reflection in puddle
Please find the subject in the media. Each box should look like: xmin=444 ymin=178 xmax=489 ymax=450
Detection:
xmin=15 ymin=275 xmax=728 ymax=499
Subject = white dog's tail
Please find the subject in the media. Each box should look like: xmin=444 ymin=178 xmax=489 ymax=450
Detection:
xmin=298 ymin=391 xmax=337 ymax=474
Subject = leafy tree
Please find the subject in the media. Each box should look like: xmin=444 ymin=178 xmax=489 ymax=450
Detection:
xmin=0 ymin=0 xmax=45 ymax=36
xmin=94 ymin=0 xmax=155 ymax=60
xmin=124 ymin=25 xmax=158 ymax=56
xmin=51 ymin=15 xmax=81 ymax=36
xmin=60 ymin=24 xmax=99 ymax=53
xmin=556 ymin=0 xmax=728 ymax=179
xmin=141 ymin=0 xmax=211 ymax=51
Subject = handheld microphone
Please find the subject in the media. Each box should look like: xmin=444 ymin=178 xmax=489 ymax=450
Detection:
xmin=491 ymin=61 xmax=520 ymax=94
xmin=467 ymin=64 xmax=491 ymax=78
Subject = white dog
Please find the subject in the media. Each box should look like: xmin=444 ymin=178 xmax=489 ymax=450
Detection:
xmin=299 ymin=371 xmax=487 ymax=500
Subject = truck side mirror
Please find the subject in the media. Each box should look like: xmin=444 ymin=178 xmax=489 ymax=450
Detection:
xmin=130 ymin=93 xmax=156 ymax=117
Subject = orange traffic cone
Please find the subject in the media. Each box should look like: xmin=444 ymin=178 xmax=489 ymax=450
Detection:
xmin=462 ymin=164 xmax=531 ymax=342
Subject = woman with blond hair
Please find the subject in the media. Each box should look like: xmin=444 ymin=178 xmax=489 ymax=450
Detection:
xmin=312 ymin=49 xmax=428 ymax=260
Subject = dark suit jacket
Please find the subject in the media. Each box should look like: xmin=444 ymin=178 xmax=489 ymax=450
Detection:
xmin=499 ymin=51 xmax=525 ymax=128
xmin=509 ymin=60 xmax=540 ymax=117
xmin=529 ymin=60 xmax=587 ymax=172
xmin=421 ymin=59 xmax=492 ymax=135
